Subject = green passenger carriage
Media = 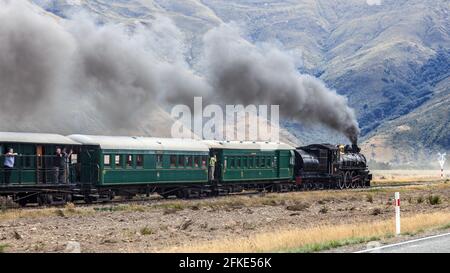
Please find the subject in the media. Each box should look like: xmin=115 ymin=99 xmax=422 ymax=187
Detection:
xmin=67 ymin=135 xmax=211 ymax=199
xmin=203 ymin=140 xmax=295 ymax=192
xmin=0 ymin=132 xmax=80 ymax=205
xmin=0 ymin=132 xmax=80 ymax=186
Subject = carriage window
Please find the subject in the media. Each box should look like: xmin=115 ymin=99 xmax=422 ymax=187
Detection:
xmin=156 ymin=154 xmax=163 ymax=168
xmin=273 ymin=156 xmax=277 ymax=168
xmin=23 ymin=155 xmax=32 ymax=169
xmin=194 ymin=156 xmax=200 ymax=168
xmin=137 ymin=155 xmax=144 ymax=168
xmin=229 ymin=157 xmax=235 ymax=168
xmin=261 ymin=157 xmax=265 ymax=167
xmin=170 ymin=155 xmax=177 ymax=168
xmin=267 ymin=157 xmax=271 ymax=168
xmin=236 ymin=157 xmax=241 ymax=168
xmin=71 ymin=154 xmax=78 ymax=164
xmin=178 ymin=155 xmax=185 ymax=168
xmin=255 ymin=157 xmax=260 ymax=168
xmin=243 ymin=157 xmax=247 ymax=168
xmin=115 ymin=155 xmax=121 ymax=168
xmin=126 ymin=155 xmax=133 ymax=168
xmin=104 ymin=155 xmax=111 ymax=167
xmin=248 ymin=157 xmax=253 ymax=168
xmin=201 ymin=156 xmax=207 ymax=169
xmin=187 ymin=156 xmax=193 ymax=168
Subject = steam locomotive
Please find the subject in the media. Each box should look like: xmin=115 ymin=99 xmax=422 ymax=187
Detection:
xmin=294 ymin=143 xmax=371 ymax=190
xmin=0 ymin=132 xmax=371 ymax=206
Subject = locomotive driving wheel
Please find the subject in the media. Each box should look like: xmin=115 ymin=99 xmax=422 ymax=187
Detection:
xmin=344 ymin=171 xmax=351 ymax=189
xmin=338 ymin=175 xmax=345 ymax=189
xmin=350 ymin=171 xmax=357 ymax=189
xmin=356 ymin=174 xmax=363 ymax=188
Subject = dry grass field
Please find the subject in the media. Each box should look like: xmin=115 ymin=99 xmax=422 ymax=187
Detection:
xmin=0 ymin=172 xmax=449 ymax=253
xmin=167 ymin=212 xmax=450 ymax=253
xmin=371 ymin=169 xmax=450 ymax=185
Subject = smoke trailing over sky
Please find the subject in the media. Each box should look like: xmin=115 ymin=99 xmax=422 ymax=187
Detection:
xmin=201 ymin=24 xmax=359 ymax=143
xmin=0 ymin=0 xmax=359 ymax=143
xmin=0 ymin=0 xmax=206 ymax=133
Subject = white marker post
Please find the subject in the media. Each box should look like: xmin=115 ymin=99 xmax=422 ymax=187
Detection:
xmin=438 ymin=153 xmax=446 ymax=180
xmin=394 ymin=192 xmax=401 ymax=236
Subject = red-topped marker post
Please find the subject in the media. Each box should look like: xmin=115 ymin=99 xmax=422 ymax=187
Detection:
xmin=394 ymin=192 xmax=401 ymax=236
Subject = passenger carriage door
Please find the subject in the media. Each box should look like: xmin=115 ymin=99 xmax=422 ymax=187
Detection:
xmin=8 ymin=143 xmax=20 ymax=184
xmin=0 ymin=144 xmax=3 ymax=183
xmin=36 ymin=145 xmax=44 ymax=184
xmin=80 ymin=146 xmax=99 ymax=185
xmin=69 ymin=146 xmax=80 ymax=183
xmin=20 ymin=144 xmax=36 ymax=184
xmin=209 ymin=149 xmax=221 ymax=183
xmin=275 ymin=151 xmax=280 ymax=178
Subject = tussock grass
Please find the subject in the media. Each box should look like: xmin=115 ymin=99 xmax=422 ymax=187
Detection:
xmin=140 ymin=226 xmax=155 ymax=235
xmin=65 ymin=202 xmax=76 ymax=212
xmin=94 ymin=204 xmax=146 ymax=213
xmin=417 ymin=196 xmax=424 ymax=204
xmin=427 ymin=195 xmax=442 ymax=205
xmin=0 ymin=244 xmax=9 ymax=253
xmin=289 ymin=236 xmax=381 ymax=253
xmin=371 ymin=208 xmax=382 ymax=216
xmin=155 ymin=202 xmax=186 ymax=211
xmin=0 ymin=208 xmax=55 ymax=221
xmin=166 ymin=212 xmax=450 ymax=253
xmin=0 ymin=205 xmax=90 ymax=221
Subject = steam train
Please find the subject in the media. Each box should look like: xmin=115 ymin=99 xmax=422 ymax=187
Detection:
xmin=0 ymin=132 xmax=371 ymax=206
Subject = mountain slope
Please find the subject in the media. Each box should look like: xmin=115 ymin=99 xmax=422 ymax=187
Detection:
xmin=362 ymin=50 xmax=450 ymax=163
xmin=18 ymin=0 xmax=450 ymax=162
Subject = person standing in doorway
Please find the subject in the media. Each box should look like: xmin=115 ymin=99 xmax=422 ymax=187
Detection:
xmin=53 ymin=148 xmax=65 ymax=183
xmin=63 ymin=148 xmax=73 ymax=183
xmin=209 ymin=154 xmax=217 ymax=181
xmin=3 ymin=148 xmax=18 ymax=185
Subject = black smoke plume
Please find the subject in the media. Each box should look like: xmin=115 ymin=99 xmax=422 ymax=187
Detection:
xmin=0 ymin=1 xmax=359 ymax=142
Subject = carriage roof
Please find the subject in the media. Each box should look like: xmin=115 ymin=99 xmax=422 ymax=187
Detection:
xmin=0 ymin=132 xmax=80 ymax=145
xmin=67 ymin=134 xmax=210 ymax=152
xmin=202 ymin=140 xmax=294 ymax=151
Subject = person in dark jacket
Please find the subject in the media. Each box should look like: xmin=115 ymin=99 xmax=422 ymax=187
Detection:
xmin=53 ymin=148 xmax=65 ymax=183
xmin=62 ymin=148 xmax=73 ymax=183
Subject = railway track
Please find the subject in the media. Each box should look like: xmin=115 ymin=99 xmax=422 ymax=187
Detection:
xmin=3 ymin=180 xmax=439 ymax=210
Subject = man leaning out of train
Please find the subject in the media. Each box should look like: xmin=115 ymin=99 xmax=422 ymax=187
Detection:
xmin=3 ymin=148 xmax=18 ymax=185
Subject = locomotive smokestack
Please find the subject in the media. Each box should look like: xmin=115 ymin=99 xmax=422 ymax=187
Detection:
xmin=345 ymin=126 xmax=359 ymax=147
xmin=352 ymin=143 xmax=360 ymax=153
